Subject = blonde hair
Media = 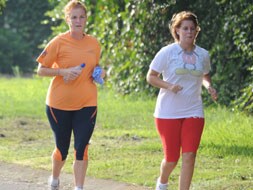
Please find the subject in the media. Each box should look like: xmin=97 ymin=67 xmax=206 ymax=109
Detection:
xmin=169 ymin=11 xmax=201 ymax=42
xmin=64 ymin=0 xmax=87 ymax=21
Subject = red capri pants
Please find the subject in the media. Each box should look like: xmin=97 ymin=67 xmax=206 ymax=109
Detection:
xmin=155 ymin=117 xmax=204 ymax=162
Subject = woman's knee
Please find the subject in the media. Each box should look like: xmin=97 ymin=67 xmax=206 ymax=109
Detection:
xmin=52 ymin=147 xmax=68 ymax=161
xmin=182 ymin=152 xmax=196 ymax=164
xmin=162 ymin=159 xmax=178 ymax=169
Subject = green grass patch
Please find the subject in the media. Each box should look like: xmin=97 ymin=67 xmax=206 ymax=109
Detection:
xmin=0 ymin=77 xmax=252 ymax=189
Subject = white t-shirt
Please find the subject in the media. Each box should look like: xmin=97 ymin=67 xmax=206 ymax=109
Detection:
xmin=149 ymin=43 xmax=211 ymax=119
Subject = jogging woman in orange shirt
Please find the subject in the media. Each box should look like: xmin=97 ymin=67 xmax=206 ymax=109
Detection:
xmin=36 ymin=1 xmax=105 ymax=190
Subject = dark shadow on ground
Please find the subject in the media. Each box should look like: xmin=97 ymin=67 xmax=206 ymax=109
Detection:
xmin=200 ymin=143 xmax=253 ymax=157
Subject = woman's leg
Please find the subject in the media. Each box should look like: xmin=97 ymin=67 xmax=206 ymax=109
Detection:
xmin=73 ymin=159 xmax=88 ymax=188
xmin=72 ymin=107 xmax=97 ymax=188
xmin=155 ymin=118 xmax=182 ymax=185
xmin=52 ymin=159 xmax=65 ymax=179
xmin=46 ymin=106 xmax=72 ymax=181
xmin=159 ymin=159 xmax=177 ymax=184
xmin=179 ymin=152 xmax=196 ymax=190
xmin=73 ymin=146 xmax=89 ymax=187
xmin=179 ymin=118 xmax=204 ymax=190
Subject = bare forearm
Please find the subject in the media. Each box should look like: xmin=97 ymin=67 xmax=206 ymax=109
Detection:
xmin=203 ymin=74 xmax=218 ymax=101
xmin=147 ymin=74 xmax=171 ymax=89
xmin=146 ymin=69 xmax=183 ymax=93
xmin=202 ymin=74 xmax=212 ymax=89
xmin=37 ymin=65 xmax=62 ymax=77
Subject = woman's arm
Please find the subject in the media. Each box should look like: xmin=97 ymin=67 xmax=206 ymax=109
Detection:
xmin=203 ymin=74 xmax=218 ymax=101
xmin=37 ymin=64 xmax=61 ymax=77
xmin=37 ymin=64 xmax=82 ymax=81
xmin=146 ymin=69 xmax=183 ymax=93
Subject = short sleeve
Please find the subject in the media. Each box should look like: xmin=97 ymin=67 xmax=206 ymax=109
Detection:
xmin=149 ymin=47 xmax=168 ymax=73
xmin=36 ymin=36 xmax=60 ymax=68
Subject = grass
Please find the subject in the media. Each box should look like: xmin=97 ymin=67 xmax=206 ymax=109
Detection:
xmin=0 ymin=77 xmax=252 ymax=189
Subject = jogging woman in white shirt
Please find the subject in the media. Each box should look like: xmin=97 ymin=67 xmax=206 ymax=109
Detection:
xmin=146 ymin=11 xmax=217 ymax=190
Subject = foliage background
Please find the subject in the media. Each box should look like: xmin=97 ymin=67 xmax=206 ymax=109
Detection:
xmin=0 ymin=0 xmax=5 ymax=13
xmin=0 ymin=0 xmax=252 ymax=113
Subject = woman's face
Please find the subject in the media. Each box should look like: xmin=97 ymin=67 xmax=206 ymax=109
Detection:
xmin=67 ymin=7 xmax=87 ymax=33
xmin=176 ymin=20 xmax=197 ymax=45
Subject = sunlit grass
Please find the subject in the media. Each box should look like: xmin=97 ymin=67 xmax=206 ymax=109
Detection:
xmin=0 ymin=77 xmax=252 ymax=189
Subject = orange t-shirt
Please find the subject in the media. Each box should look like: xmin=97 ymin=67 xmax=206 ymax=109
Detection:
xmin=36 ymin=31 xmax=101 ymax=110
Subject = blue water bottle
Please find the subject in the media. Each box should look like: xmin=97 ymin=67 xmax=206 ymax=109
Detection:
xmin=92 ymin=66 xmax=104 ymax=85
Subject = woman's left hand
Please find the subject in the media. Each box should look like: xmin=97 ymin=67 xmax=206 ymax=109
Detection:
xmin=100 ymin=69 xmax=106 ymax=79
xmin=208 ymin=86 xmax=218 ymax=101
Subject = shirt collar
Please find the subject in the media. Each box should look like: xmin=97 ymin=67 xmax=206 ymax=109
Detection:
xmin=175 ymin=43 xmax=199 ymax=57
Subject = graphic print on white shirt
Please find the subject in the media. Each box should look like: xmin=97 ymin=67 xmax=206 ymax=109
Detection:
xmin=175 ymin=51 xmax=203 ymax=77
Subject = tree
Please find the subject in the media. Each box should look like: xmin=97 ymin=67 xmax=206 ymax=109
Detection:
xmin=0 ymin=0 xmax=54 ymax=74
xmin=0 ymin=0 xmax=5 ymax=14
xmin=35 ymin=0 xmax=253 ymax=113
xmin=206 ymin=0 xmax=253 ymax=112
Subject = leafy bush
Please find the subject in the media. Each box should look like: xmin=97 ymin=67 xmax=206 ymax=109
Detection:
xmin=44 ymin=0 xmax=253 ymax=114
xmin=0 ymin=29 xmax=32 ymax=74
xmin=0 ymin=0 xmax=5 ymax=14
xmin=0 ymin=0 xmax=53 ymax=75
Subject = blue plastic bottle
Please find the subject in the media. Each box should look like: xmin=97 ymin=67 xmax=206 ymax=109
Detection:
xmin=92 ymin=66 xmax=104 ymax=85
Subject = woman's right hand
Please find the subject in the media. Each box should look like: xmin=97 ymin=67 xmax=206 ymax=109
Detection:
xmin=61 ymin=66 xmax=82 ymax=82
xmin=168 ymin=84 xmax=183 ymax=93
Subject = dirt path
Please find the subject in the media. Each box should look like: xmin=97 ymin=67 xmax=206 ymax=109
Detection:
xmin=0 ymin=162 xmax=151 ymax=190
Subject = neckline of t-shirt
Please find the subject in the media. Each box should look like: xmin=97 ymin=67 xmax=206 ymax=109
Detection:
xmin=176 ymin=43 xmax=197 ymax=54
xmin=66 ymin=31 xmax=87 ymax=42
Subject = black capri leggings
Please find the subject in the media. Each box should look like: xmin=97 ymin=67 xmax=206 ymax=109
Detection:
xmin=46 ymin=105 xmax=97 ymax=161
